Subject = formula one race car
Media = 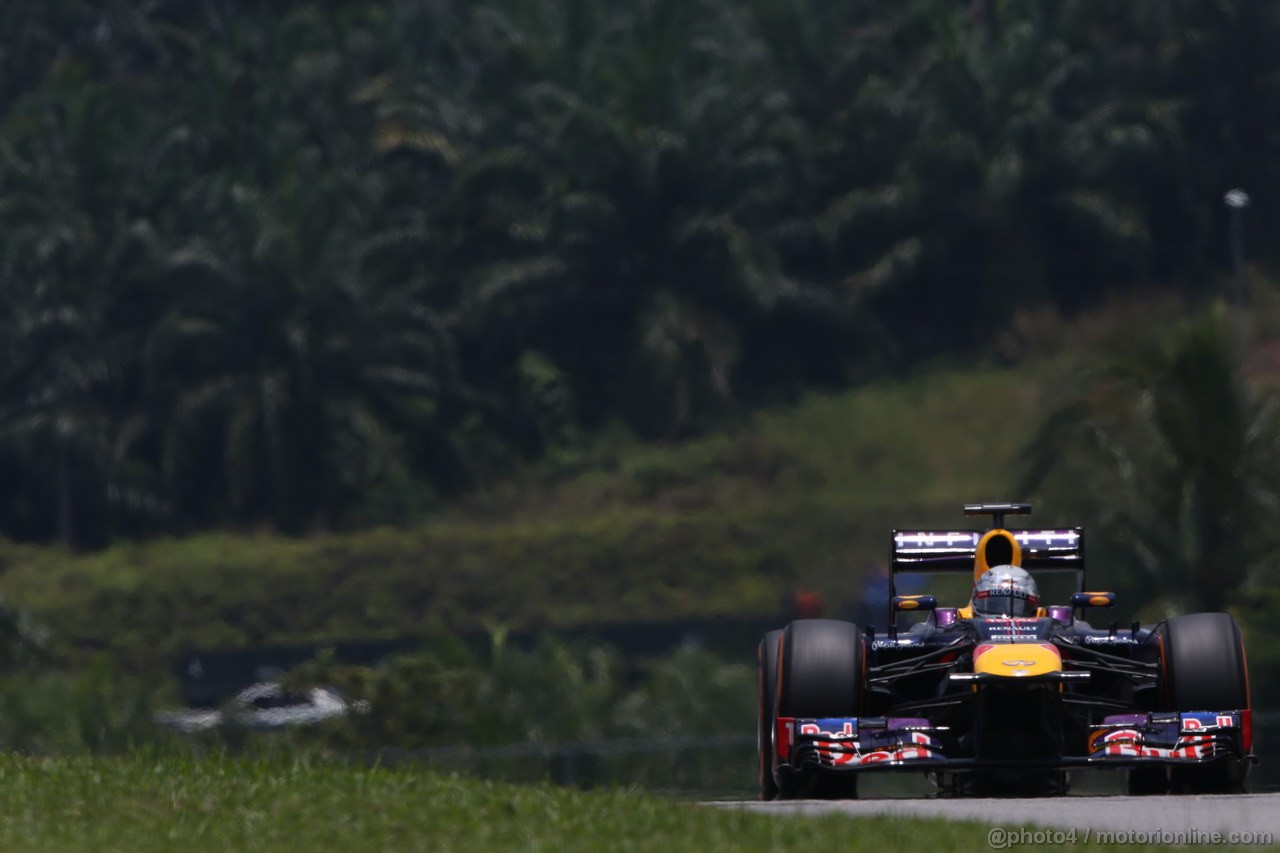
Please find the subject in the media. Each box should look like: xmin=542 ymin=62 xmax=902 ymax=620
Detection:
xmin=757 ymin=503 xmax=1254 ymax=798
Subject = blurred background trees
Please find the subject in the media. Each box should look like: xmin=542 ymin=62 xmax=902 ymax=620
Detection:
xmin=2 ymin=0 xmax=1280 ymax=545
xmin=1020 ymin=311 xmax=1280 ymax=614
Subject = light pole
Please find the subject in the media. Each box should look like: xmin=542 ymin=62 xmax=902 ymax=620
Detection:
xmin=1224 ymin=188 xmax=1250 ymax=368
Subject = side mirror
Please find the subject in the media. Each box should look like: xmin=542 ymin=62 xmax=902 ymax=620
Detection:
xmin=1069 ymin=592 xmax=1116 ymax=608
xmin=893 ymin=594 xmax=937 ymax=612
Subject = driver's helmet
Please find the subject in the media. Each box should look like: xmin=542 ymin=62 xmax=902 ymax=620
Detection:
xmin=971 ymin=565 xmax=1039 ymax=617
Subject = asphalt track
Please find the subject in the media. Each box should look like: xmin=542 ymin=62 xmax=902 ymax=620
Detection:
xmin=712 ymin=793 xmax=1280 ymax=840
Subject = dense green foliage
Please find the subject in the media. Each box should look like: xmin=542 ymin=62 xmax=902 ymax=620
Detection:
xmin=0 ymin=366 xmax=1041 ymax=671
xmin=0 ymin=636 xmax=756 ymax=793
xmin=0 ymin=664 xmax=157 ymax=755
xmin=2 ymin=2 xmax=1278 ymax=543
xmin=286 ymin=636 xmax=754 ymax=750
xmin=0 ymin=754 xmax=1212 ymax=853
xmin=1022 ymin=309 xmax=1280 ymax=615
xmin=4 ymin=309 xmax=1279 ymax=701
xmin=281 ymin=637 xmax=758 ymax=792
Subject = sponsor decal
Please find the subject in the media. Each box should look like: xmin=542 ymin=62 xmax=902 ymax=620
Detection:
xmin=1089 ymin=728 xmax=1143 ymax=750
xmin=776 ymin=718 xmax=792 ymax=762
xmin=974 ymin=642 xmax=1059 ymax=676
xmin=871 ymin=638 xmax=926 ymax=649
xmin=798 ymin=719 xmax=857 ymax=740
xmin=1181 ymin=712 xmax=1237 ymax=733
xmin=815 ymin=743 xmax=864 ymax=767
xmin=1087 ymin=718 xmax=1222 ymax=760
xmin=800 ymin=721 xmax=938 ymax=746
xmin=894 ymin=531 xmax=979 ymax=550
xmin=1102 ymin=742 xmax=1210 ymax=760
xmin=848 ymin=747 xmax=935 ymax=766
xmin=1013 ymin=530 xmax=1080 ymax=546
xmin=1089 ymin=715 xmax=1233 ymax=756
xmin=809 ymin=727 xmax=943 ymax=767
xmin=1083 ymin=634 xmax=1136 ymax=644
xmin=979 ymin=619 xmax=1044 ymax=640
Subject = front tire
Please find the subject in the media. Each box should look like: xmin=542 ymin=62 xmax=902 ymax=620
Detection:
xmin=777 ymin=619 xmax=864 ymax=718
xmin=777 ymin=619 xmax=864 ymax=799
xmin=757 ymin=629 xmax=782 ymax=800
xmin=1160 ymin=612 xmax=1250 ymax=794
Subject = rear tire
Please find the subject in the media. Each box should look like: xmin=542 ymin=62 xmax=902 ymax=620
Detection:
xmin=757 ymin=630 xmax=782 ymax=801
xmin=777 ymin=619 xmax=864 ymax=800
xmin=1160 ymin=612 xmax=1250 ymax=794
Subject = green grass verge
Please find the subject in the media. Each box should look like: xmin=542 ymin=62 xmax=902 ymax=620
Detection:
xmin=0 ymin=754 xmax=1231 ymax=853
xmin=0 ymin=365 xmax=1048 ymax=673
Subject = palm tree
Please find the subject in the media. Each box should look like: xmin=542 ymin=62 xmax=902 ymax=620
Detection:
xmin=1019 ymin=309 xmax=1280 ymax=614
xmin=825 ymin=2 xmax=1157 ymax=364
xmin=0 ymin=64 xmax=170 ymax=545
xmin=414 ymin=0 xmax=833 ymax=437
xmin=148 ymin=167 xmax=458 ymax=530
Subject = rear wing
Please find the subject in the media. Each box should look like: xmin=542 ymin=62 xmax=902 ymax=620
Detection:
xmin=891 ymin=528 xmax=1085 ymax=573
xmin=888 ymin=527 xmax=1085 ymax=626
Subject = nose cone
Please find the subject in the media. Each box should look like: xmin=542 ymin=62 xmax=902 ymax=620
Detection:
xmin=973 ymin=642 xmax=1062 ymax=677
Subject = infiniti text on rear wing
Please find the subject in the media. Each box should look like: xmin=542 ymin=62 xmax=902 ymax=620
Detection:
xmin=891 ymin=528 xmax=1084 ymax=573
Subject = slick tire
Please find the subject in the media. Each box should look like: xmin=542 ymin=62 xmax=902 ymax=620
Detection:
xmin=776 ymin=619 xmax=864 ymax=800
xmin=757 ymin=629 xmax=783 ymax=801
xmin=778 ymin=619 xmax=864 ymax=718
xmin=1162 ymin=612 xmax=1249 ymax=712
xmin=1160 ymin=612 xmax=1250 ymax=794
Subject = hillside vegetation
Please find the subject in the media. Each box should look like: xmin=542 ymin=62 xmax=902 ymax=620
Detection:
xmin=6 ymin=297 xmax=1280 ymax=697
xmin=0 ymin=365 xmax=1044 ymax=672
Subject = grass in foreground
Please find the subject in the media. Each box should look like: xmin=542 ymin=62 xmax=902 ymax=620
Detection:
xmin=0 ymin=753 xmax=1252 ymax=853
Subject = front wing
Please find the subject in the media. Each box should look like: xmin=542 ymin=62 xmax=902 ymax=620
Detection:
xmin=778 ymin=711 xmax=1251 ymax=773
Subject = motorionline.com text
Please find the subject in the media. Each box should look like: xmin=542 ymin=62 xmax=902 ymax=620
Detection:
xmin=987 ymin=827 xmax=1273 ymax=848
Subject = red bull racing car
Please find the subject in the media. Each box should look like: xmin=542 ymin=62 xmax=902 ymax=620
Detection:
xmin=757 ymin=503 xmax=1254 ymax=798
